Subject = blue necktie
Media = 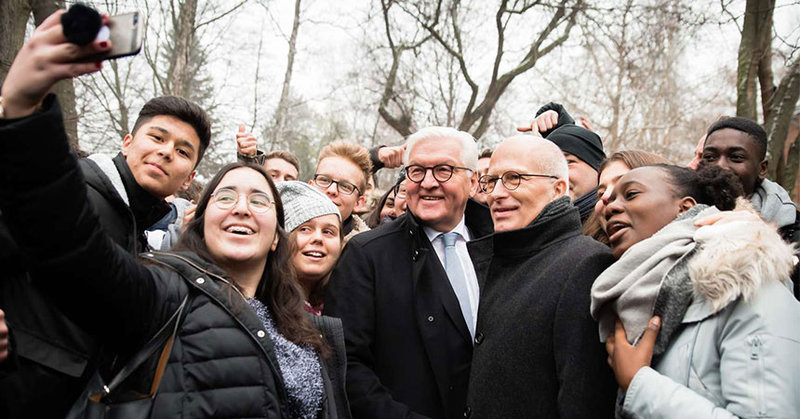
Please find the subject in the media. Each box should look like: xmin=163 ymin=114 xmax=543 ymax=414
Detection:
xmin=442 ymin=232 xmax=475 ymax=338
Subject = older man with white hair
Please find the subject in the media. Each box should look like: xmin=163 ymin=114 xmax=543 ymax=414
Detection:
xmin=465 ymin=136 xmax=617 ymax=418
xmin=325 ymin=126 xmax=493 ymax=419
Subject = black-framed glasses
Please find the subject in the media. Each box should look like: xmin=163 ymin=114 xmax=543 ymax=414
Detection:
xmin=211 ymin=189 xmax=274 ymax=213
xmin=405 ymin=164 xmax=473 ymax=183
xmin=313 ymin=174 xmax=360 ymax=195
xmin=478 ymin=171 xmax=558 ymax=193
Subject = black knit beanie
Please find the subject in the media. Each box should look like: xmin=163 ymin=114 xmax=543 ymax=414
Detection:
xmin=546 ymin=124 xmax=605 ymax=171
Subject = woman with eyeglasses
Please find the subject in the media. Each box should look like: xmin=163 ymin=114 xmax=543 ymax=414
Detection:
xmin=2 ymin=142 xmax=351 ymax=417
xmin=591 ymin=164 xmax=800 ymax=417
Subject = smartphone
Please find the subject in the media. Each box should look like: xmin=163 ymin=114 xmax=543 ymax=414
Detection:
xmin=78 ymin=12 xmax=143 ymax=62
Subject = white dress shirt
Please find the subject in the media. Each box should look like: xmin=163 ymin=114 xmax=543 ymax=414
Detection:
xmin=423 ymin=216 xmax=480 ymax=331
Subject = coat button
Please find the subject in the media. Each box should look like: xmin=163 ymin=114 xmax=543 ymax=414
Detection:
xmin=412 ymin=250 xmax=419 ymax=260
xmin=257 ymin=330 xmax=266 ymax=338
xmin=195 ymin=277 xmax=205 ymax=284
xmin=427 ymin=315 xmax=434 ymax=322
xmin=463 ymin=407 xmax=471 ymax=418
xmin=474 ymin=333 xmax=484 ymax=345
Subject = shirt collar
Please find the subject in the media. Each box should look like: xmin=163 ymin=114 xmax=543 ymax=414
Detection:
xmin=423 ymin=214 xmax=470 ymax=243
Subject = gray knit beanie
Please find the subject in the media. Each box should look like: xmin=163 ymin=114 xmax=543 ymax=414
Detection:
xmin=276 ymin=181 xmax=341 ymax=232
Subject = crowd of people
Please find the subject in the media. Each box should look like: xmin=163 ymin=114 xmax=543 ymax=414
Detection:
xmin=1 ymin=8 xmax=799 ymax=419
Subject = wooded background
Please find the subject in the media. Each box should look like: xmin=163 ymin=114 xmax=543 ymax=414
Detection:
xmin=1 ymin=0 xmax=798 ymax=196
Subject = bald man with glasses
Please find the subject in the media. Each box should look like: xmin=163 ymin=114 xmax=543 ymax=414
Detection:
xmin=465 ymin=135 xmax=616 ymax=418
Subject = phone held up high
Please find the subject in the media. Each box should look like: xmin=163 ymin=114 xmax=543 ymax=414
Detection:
xmin=78 ymin=12 xmax=144 ymax=62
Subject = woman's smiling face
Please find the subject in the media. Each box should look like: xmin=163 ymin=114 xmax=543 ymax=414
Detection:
xmin=291 ymin=214 xmax=342 ymax=283
xmin=204 ymin=167 xmax=279 ymax=268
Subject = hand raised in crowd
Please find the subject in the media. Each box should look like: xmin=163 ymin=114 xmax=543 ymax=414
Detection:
xmin=605 ymin=316 xmax=661 ymax=390
xmin=1 ymin=10 xmax=111 ymax=119
xmin=578 ymin=115 xmax=593 ymax=131
xmin=235 ymin=124 xmax=259 ymax=157
xmin=181 ymin=204 xmax=197 ymax=235
xmin=517 ymin=110 xmax=594 ymax=134
xmin=0 ymin=309 xmax=9 ymax=362
xmin=517 ymin=109 xmax=559 ymax=134
xmin=378 ymin=143 xmax=406 ymax=169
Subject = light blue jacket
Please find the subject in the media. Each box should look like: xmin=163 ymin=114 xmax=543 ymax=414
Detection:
xmin=622 ymin=219 xmax=800 ymax=418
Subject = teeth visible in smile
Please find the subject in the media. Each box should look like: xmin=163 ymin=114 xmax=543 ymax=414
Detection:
xmin=422 ymin=196 xmax=442 ymax=200
xmin=226 ymin=226 xmax=254 ymax=235
xmin=304 ymin=251 xmax=324 ymax=257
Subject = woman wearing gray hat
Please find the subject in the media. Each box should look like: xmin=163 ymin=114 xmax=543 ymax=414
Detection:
xmin=277 ymin=181 xmax=344 ymax=316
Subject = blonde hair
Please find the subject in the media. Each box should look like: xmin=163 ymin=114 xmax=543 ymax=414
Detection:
xmin=317 ymin=141 xmax=373 ymax=194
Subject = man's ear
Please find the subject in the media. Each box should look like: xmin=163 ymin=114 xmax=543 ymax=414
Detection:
xmin=678 ymin=196 xmax=697 ymax=214
xmin=469 ymin=172 xmax=479 ymax=197
xmin=759 ymin=158 xmax=768 ymax=180
xmin=180 ymin=170 xmax=197 ymax=190
xmin=121 ymin=134 xmax=133 ymax=156
xmin=554 ymin=178 xmax=568 ymax=197
xmin=356 ymin=193 xmax=366 ymax=209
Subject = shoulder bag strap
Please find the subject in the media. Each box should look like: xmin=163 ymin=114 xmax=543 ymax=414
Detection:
xmin=91 ymin=294 xmax=190 ymax=402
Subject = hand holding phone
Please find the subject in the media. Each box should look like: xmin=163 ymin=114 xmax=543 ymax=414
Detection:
xmin=1 ymin=10 xmax=110 ymax=118
xmin=79 ymin=12 xmax=143 ymax=62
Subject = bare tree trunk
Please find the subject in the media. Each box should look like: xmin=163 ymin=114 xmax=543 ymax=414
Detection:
xmin=0 ymin=0 xmax=29 ymax=85
xmin=269 ymin=0 xmax=302 ymax=150
xmin=736 ymin=0 xmax=774 ymax=121
xmin=166 ymin=0 xmax=199 ymax=98
xmin=31 ymin=0 xmax=80 ymax=151
xmin=765 ymin=57 xmax=800 ymax=187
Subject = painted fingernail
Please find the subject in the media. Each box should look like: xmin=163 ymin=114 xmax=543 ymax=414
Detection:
xmin=99 ymin=41 xmax=109 ymax=48
xmin=95 ymin=61 xmax=103 ymax=69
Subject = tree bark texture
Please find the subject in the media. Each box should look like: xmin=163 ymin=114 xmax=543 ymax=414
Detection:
xmin=270 ymin=0 xmax=302 ymax=150
xmin=736 ymin=0 xmax=775 ymax=121
xmin=166 ymin=0 xmax=199 ymax=98
xmin=765 ymin=57 xmax=800 ymax=189
xmin=2 ymin=0 xmax=80 ymax=151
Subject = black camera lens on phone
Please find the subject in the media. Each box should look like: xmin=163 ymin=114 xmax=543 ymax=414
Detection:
xmin=61 ymin=3 xmax=102 ymax=46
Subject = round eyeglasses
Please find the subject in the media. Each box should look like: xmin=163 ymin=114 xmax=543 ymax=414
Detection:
xmin=405 ymin=164 xmax=473 ymax=183
xmin=211 ymin=189 xmax=274 ymax=213
xmin=478 ymin=171 xmax=558 ymax=193
xmin=313 ymin=174 xmax=360 ymax=195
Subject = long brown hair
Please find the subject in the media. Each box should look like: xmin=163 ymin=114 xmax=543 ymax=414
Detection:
xmin=176 ymin=162 xmax=329 ymax=356
xmin=584 ymin=150 xmax=670 ymax=243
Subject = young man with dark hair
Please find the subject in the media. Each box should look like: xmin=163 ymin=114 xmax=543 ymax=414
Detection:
xmin=264 ymin=149 xmax=301 ymax=181
xmin=0 ymin=13 xmax=212 ymax=416
xmin=699 ymin=116 xmax=800 ymax=297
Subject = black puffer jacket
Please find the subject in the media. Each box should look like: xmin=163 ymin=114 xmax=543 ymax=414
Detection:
xmin=0 ymin=96 xmax=349 ymax=418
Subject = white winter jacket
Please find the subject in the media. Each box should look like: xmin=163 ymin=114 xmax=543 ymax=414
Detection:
xmin=622 ymin=215 xmax=800 ymax=418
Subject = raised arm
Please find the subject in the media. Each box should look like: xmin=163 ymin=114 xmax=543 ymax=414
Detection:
xmin=0 ymin=10 xmax=179 ymax=351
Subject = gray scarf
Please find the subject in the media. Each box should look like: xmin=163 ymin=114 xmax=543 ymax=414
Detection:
xmin=590 ymin=205 xmax=714 ymax=351
xmin=751 ymin=178 xmax=796 ymax=228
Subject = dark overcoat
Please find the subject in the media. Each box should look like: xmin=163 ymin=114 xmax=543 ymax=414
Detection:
xmin=465 ymin=197 xmax=617 ymax=418
xmin=325 ymin=200 xmax=493 ymax=419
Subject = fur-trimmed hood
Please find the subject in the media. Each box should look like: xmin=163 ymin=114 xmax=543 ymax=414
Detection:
xmin=689 ymin=200 xmax=796 ymax=313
